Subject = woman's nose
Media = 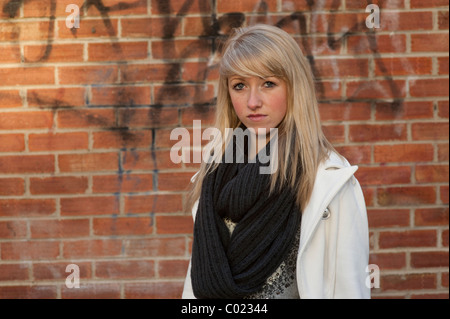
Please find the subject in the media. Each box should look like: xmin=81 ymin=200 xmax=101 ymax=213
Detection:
xmin=247 ymin=89 xmax=262 ymax=110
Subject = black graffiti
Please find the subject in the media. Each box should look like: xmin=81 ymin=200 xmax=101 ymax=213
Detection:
xmin=2 ymin=0 xmax=405 ymax=112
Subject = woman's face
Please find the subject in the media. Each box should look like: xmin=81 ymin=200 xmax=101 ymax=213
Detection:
xmin=228 ymin=75 xmax=288 ymax=135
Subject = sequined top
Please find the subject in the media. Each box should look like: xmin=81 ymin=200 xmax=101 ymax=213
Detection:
xmin=224 ymin=218 xmax=301 ymax=299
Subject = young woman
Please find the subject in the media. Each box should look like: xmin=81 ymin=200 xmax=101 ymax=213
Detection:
xmin=182 ymin=24 xmax=370 ymax=299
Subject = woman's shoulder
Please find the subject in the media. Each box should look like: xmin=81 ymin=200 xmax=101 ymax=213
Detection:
xmin=320 ymin=151 xmax=353 ymax=171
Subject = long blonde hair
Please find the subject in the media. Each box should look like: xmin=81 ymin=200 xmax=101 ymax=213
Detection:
xmin=186 ymin=24 xmax=336 ymax=213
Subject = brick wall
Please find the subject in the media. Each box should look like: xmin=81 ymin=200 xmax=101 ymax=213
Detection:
xmin=0 ymin=0 xmax=448 ymax=299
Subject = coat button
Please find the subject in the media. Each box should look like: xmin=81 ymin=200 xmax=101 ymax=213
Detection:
xmin=322 ymin=208 xmax=331 ymax=220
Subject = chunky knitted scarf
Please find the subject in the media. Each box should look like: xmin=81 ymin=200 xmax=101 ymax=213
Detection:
xmin=191 ymin=136 xmax=301 ymax=299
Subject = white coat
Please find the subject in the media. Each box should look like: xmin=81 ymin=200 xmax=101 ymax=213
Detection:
xmin=182 ymin=152 xmax=371 ymax=299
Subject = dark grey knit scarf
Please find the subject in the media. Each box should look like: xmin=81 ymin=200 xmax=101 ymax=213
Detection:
xmin=191 ymin=136 xmax=301 ymax=299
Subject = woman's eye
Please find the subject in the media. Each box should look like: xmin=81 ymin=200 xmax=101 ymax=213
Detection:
xmin=233 ymin=83 xmax=245 ymax=90
xmin=264 ymin=81 xmax=276 ymax=88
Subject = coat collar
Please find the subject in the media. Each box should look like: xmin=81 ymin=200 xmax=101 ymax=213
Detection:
xmin=298 ymin=153 xmax=358 ymax=256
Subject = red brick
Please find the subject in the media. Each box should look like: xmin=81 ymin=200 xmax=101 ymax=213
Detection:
xmin=124 ymin=282 xmax=183 ymax=299
xmin=95 ymin=260 xmax=155 ymax=279
xmin=27 ymin=88 xmax=87 ymax=107
xmin=438 ymin=143 xmax=449 ymax=161
xmin=367 ymin=209 xmax=410 ymax=228
xmin=58 ymin=65 xmax=119 ymax=85
xmin=151 ymin=0 xmax=212 ymax=14
xmin=347 ymin=34 xmax=407 ymax=54
xmin=152 ymin=39 xmax=212 ymax=59
xmin=29 ymin=132 xmax=89 ymax=152
xmin=123 ymin=237 xmax=186 ymax=257
xmin=356 ymin=166 xmax=411 ymax=186
xmin=122 ymin=150 xmax=181 ymax=170
xmin=410 ymin=0 xmax=449 ymax=8
xmin=369 ymin=252 xmax=406 ymax=270
xmin=0 ymin=155 xmax=55 ymax=174
xmin=30 ymin=219 xmax=90 ymax=238
xmin=30 ymin=176 xmax=88 ymax=195
xmin=0 ymin=67 xmax=54 ymax=86
xmin=92 ymin=174 xmax=153 ymax=193
xmin=156 ymin=216 xmax=193 ymax=234
xmin=93 ymin=217 xmax=153 ymax=236
xmin=158 ymin=172 xmax=197 ymax=191
xmin=438 ymin=101 xmax=449 ymax=119
xmin=0 ymin=21 xmax=53 ymax=42
xmin=379 ymin=230 xmax=437 ymax=248
xmin=57 ymin=19 xmax=118 ymax=38
xmin=93 ymin=130 xmax=152 ymax=149
xmin=322 ymin=125 xmax=345 ymax=144
xmin=312 ymin=13 xmax=367 ymax=34
xmin=375 ymin=101 xmax=434 ymax=120
xmin=0 ymin=178 xmax=24 ymax=196
xmin=0 ymin=111 xmax=53 ymax=130
xmin=121 ymin=17 xmax=182 ymax=38
xmin=437 ymin=56 xmax=449 ymax=77
xmin=179 ymin=106 xmax=217 ymax=126
xmin=62 ymin=239 xmax=122 ymax=258
xmin=0 ymin=220 xmax=27 ymax=239
xmin=118 ymin=107 xmax=178 ymax=128
xmin=0 ymin=45 xmax=21 ymax=63
xmin=58 ymin=152 xmax=118 ymax=173
xmin=88 ymin=42 xmax=148 ymax=61
xmin=91 ymin=86 xmax=151 ymax=106
xmin=87 ymin=0 xmax=148 ymax=16
xmin=158 ymin=260 xmax=189 ymax=278
xmin=315 ymin=81 xmax=342 ymax=100
xmin=313 ymin=58 xmax=369 ymax=78
xmin=124 ymin=194 xmax=183 ymax=214
xmin=380 ymin=11 xmax=433 ymax=31
xmin=0 ymin=199 xmax=56 ymax=217
xmin=381 ymin=273 xmax=436 ymax=291
xmin=120 ymin=63 xmax=181 ymax=83
xmin=0 ymin=286 xmax=57 ymax=299
xmin=24 ymin=44 xmax=84 ymax=63
xmin=335 ymin=145 xmax=371 ymax=165
xmin=346 ymin=80 xmax=406 ymax=100
xmin=0 ymin=263 xmax=29 ymax=281
xmin=0 ymin=134 xmax=25 ymax=152
xmin=411 ymin=252 xmax=449 ymax=268
xmin=378 ymin=186 xmax=437 ymax=206
xmin=411 ymin=33 xmax=449 ymax=52
xmin=441 ymin=185 xmax=449 ymax=204
xmin=374 ymin=144 xmax=434 ymax=163
xmin=410 ymin=78 xmax=449 ymax=98
xmin=416 ymin=165 xmax=449 ymax=183
xmin=415 ymin=208 xmax=449 ymax=226
xmin=22 ymin=0 xmax=85 ymax=17
xmin=319 ymin=102 xmax=370 ymax=122
xmin=60 ymin=196 xmax=119 ymax=216
xmin=438 ymin=11 xmax=449 ymax=30
xmin=349 ymin=124 xmax=407 ymax=142
xmin=33 ymin=262 xmax=91 ymax=280
xmin=181 ymin=62 xmax=219 ymax=83
xmin=57 ymin=109 xmax=116 ymax=128
xmin=0 ymin=90 xmax=22 ymax=108
xmin=412 ymin=122 xmax=449 ymax=141
xmin=1 ymin=241 xmax=60 ymax=260
xmin=345 ymin=0 xmax=405 ymax=9
xmin=375 ymin=57 xmax=432 ymax=76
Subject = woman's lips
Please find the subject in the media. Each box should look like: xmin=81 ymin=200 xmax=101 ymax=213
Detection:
xmin=247 ymin=114 xmax=267 ymax=122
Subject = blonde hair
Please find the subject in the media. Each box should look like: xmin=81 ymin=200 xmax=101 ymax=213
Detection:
xmin=186 ymin=24 xmax=336 ymax=213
